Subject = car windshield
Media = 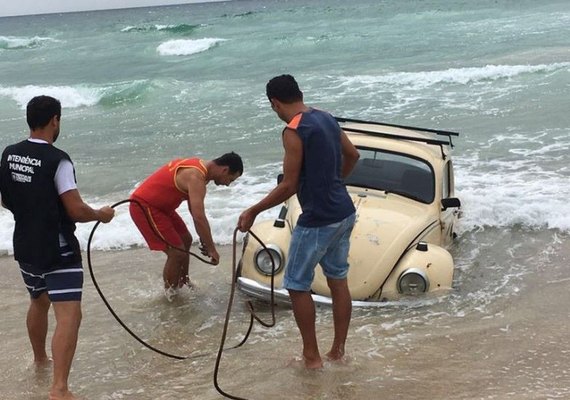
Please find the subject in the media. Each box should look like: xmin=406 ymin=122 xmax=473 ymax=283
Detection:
xmin=345 ymin=147 xmax=435 ymax=203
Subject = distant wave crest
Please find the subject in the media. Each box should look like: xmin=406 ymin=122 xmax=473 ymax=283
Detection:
xmin=338 ymin=63 xmax=570 ymax=89
xmin=157 ymin=38 xmax=226 ymax=56
xmin=121 ymin=23 xmax=200 ymax=34
xmin=0 ymin=80 xmax=154 ymax=109
xmin=0 ymin=35 xmax=59 ymax=50
xmin=221 ymin=11 xmax=258 ymax=18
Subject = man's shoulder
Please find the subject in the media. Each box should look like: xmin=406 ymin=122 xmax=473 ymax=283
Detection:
xmin=50 ymin=144 xmax=69 ymax=155
xmin=3 ymin=140 xmax=27 ymax=151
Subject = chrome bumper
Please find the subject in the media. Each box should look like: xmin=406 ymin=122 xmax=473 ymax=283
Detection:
xmin=236 ymin=277 xmax=388 ymax=308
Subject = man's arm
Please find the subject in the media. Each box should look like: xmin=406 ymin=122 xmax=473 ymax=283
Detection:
xmin=59 ymin=189 xmax=114 ymax=223
xmin=237 ymin=128 xmax=303 ymax=232
xmin=340 ymin=129 xmax=360 ymax=178
xmin=181 ymin=169 xmax=219 ymax=265
xmin=56 ymin=160 xmax=114 ymax=223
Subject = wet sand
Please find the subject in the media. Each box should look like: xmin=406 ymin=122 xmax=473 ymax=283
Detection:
xmin=1 ymin=238 xmax=569 ymax=400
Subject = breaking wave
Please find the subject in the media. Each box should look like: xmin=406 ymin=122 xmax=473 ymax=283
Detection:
xmin=0 ymin=35 xmax=59 ymax=50
xmin=157 ymin=38 xmax=226 ymax=56
xmin=0 ymin=80 xmax=154 ymax=109
xmin=120 ymin=23 xmax=200 ymax=34
xmin=0 ymin=163 xmax=279 ymax=254
xmin=336 ymin=62 xmax=570 ymax=90
xmin=455 ymin=127 xmax=570 ymax=234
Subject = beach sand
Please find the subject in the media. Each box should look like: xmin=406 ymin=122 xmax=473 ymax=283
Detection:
xmin=1 ymin=242 xmax=570 ymax=400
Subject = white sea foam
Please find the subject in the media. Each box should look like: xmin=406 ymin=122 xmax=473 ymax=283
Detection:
xmin=156 ymin=38 xmax=226 ymax=56
xmin=121 ymin=24 xmax=174 ymax=32
xmin=121 ymin=23 xmax=200 ymax=33
xmin=0 ymin=85 xmax=101 ymax=109
xmin=2 ymin=148 xmax=570 ymax=255
xmin=455 ymin=156 xmax=570 ymax=233
xmin=0 ymin=35 xmax=59 ymax=50
xmin=335 ymin=62 xmax=570 ymax=90
xmin=0 ymin=163 xmax=280 ymax=254
xmin=0 ymin=80 xmax=152 ymax=109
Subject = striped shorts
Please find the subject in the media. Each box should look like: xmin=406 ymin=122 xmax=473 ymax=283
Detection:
xmin=19 ymin=261 xmax=84 ymax=302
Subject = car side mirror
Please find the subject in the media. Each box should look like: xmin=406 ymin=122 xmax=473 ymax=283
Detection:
xmin=441 ymin=197 xmax=461 ymax=210
xmin=277 ymin=173 xmax=283 ymax=184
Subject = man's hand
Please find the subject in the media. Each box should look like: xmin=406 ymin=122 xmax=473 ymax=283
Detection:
xmin=208 ymin=249 xmax=220 ymax=265
xmin=98 ymin=206 xmax=115 ymax=223
xmin=199 ymin=240 xmax=219 ymax=265
xmin=199 ymin=240 xmax=208 ymax=256
xmin=237 ymin=208 xmax=257 ymax=232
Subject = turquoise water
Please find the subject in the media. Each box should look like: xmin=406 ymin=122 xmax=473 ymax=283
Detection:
xmin=1 ymin=2 xmax=570 ymax=399
xmin=0 ymin=0 xmax=569 ymax=249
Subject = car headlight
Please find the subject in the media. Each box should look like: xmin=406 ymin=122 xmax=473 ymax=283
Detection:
xmin=254 ymin=245 xmax=284 ymax=276
xmin=397 ymin=268 xmax=429 ymax=295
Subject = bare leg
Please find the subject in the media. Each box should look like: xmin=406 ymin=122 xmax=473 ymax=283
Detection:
xmin=27 ymin=292 xmax=51 ymax=364
xmin=49 ymin=300 xmax=82 ymax=400
xmin=163 ymin=247 xmax=189 ymax=289
xmin=288 ymin=290 xmax=323 ymax=369
xmin=325 ymin=277 xmax=352 ymax=361
xmin=179 ymin=232 xmax=193 ymax=287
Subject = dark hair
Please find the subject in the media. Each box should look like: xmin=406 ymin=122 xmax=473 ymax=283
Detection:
xmin=213 ymin=152 xmax=244 ymax=175
xmin=26 ymin=95 xmax=61 ymax=130
xmin=266 ymin=74 xmax=303 ymax=104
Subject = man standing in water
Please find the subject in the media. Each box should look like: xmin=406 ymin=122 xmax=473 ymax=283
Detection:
xmin=238 ymin=74 xmax=359 ymax=368
xmin=129 ymin=152 xmax=243 ymax=298
xmin=0 ymin=95 xmax=115 ymax=400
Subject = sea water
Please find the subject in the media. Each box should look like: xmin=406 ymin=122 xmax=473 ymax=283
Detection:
xmin=1 ymin=1 xmax=569 ymax=399
xmin=1 ymin=0 xmax=568 ymax=249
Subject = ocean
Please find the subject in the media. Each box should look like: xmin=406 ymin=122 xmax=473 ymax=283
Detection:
xmin=1 ymin=1 xmax=569 ymax=399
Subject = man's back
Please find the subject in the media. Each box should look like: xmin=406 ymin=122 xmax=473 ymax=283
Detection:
xmin=131 ymin=158 xmax=207 ymax=211
xmin=287 ymin=108 xmax=355 ymax=227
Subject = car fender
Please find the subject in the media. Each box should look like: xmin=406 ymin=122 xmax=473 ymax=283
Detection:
xmin=378 ymin=243 xmax=454 ymax=300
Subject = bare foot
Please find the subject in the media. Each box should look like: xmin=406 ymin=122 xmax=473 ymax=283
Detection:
xmin=34 ymin=358 xmax=52 ymax=370
xmin=49 ymin=388 xmax=82 ymax=400
xmin=303 ymin=355 xmax=323 ymax=369
xmin=305 ymin=359 xmax=324 ymax=369
xmin=325 ymin=351 xmax=350 ymax=364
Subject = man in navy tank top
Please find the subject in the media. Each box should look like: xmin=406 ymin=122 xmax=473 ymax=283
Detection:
xmin=238 ymin=74 xmax=360 ymax=369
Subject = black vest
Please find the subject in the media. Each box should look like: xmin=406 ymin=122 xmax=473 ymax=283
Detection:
xmin=0 ymin=140 xmax=81 ymax=269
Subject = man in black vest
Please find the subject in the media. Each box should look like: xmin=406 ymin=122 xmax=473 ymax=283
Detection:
xmin=0 ymin=95 xmax=115 ymax=400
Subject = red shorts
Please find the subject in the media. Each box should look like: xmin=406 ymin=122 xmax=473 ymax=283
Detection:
xmin=129 ymin=197 xmax=190 ymax=252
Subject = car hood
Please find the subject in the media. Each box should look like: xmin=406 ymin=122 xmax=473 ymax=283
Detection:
xmin=308 ymin=190 xmax=440 ymax=299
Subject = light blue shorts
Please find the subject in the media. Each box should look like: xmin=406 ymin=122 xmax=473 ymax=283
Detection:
xmin=283 ymin=213 xmax=356 ymax=291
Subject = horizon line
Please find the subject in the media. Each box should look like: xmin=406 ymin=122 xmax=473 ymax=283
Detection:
xmin=0 ymin=0 xmax=228 ymax=19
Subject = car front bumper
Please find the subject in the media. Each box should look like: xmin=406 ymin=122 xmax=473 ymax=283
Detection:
xmin=236 ymin=277 xmax=389 ymax=308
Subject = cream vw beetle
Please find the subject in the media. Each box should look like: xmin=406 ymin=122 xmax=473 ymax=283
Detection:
xmin=237 ymin=117 xmax=461 ymax=306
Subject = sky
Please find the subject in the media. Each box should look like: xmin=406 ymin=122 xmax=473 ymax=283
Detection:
xmin=0 ymin=0 xmax=222 ymax=18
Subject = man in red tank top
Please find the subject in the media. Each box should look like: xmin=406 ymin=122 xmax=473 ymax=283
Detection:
xmin=129 ymin=152 xmax=243 ymax=296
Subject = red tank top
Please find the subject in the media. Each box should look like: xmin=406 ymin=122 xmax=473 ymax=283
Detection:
xmin=131 ymin=158 xmax=207 ymax=212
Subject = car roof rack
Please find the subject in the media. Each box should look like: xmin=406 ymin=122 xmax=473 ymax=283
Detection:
xmin=335 ymin=116 xmax=459 ymax=148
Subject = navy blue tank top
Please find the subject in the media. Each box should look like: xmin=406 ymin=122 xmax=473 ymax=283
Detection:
xmin=286 ymin=108 xmax=355 ymax=227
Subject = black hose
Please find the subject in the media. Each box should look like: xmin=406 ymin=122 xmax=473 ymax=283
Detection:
xmin=87 ymin=199 xmax=278 ymax=398
xmin=213 ymin=228 xmax=277 ymax=400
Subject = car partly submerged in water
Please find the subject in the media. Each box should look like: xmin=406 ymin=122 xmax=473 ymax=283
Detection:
xmin=237 ymin=117 xmax=461 ymax=306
